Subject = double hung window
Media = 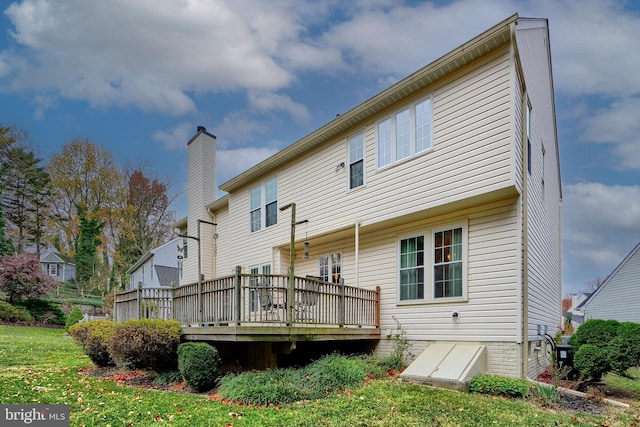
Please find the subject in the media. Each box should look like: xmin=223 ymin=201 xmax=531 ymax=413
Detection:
xmin=433 ymin=227 xmax=463 ymax=299
xmin=398 ymin=224 xmax=466 ymax=302
xmin=399 ymin=236 xmax=424 ymax=301
xmin=250 ymin=177 xmax=278 ymax=232
xmin=348 ymin=132 xmax=364 ymax=189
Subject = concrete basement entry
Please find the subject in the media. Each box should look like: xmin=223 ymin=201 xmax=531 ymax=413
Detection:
xmin=399 ymin=342 xmax=487 ymax=391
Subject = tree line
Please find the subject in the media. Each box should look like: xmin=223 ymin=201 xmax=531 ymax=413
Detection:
xmin=0 ymin=124 xmax=178 ymax=295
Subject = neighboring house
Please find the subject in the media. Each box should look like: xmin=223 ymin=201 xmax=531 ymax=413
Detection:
xmin=127 ymin=237 xmax=180 ymax=290
xmin=175 ymin=14 xmax=561 ymax=380
xmin=40 ymin=251 xmax=76 ymax=282
xmin=579 ymin=242 xmax=640 ymax=323
xmin=562 ymin=292 xmax=591 ymax=329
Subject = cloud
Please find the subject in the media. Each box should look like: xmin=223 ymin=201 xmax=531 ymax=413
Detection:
xmin=212 ymin=113 xmax=270 ymax=149
xmin=248 ymin=91 xmax=311 ymax=124
xmin=532 ymin=1 xmax=640 ymax=98
xmin=217 ymin=147 xmax=280 ymax=184
xmin=153 ymin=123 xmax=194 ymax=150
xmin=580 ymin=97 xmax=640 ymax=170
xmin=3 ymin=0 xmax=297 ymax=114
xmin=562 ymin=182 xmax=640 ymax=291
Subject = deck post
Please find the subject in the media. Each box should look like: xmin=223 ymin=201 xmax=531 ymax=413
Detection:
xmin=137 ymin=282 xmax=142 ymax=320
xmin=375 ymin=286 xmax=381 ymax=328
xmin=234 ymin=266 xmax=242 ymax=325
xmin=338 ymin=278 xmax=345 ymax=327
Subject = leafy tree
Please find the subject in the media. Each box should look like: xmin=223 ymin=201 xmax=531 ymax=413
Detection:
xmin=47 ymin=138 xmax=122 ymax=257
xmin=109 ymin=167 xmax=176 ymax=287
xmin=0 ymin=253 xmax=57 ymax=303
xmin=74 ymin=205 xmax=105 ymax=291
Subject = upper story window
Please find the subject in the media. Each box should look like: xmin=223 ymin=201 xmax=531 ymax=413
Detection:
xmin=348 ymin=132 xmax=364 ymax=189
xmin=182 ymin=237 xmax=188 ymax=258
xmin=250 ymin=177 xmax=278 ymax=232
xmin=378 ymin=97 xmax=432 ymax=168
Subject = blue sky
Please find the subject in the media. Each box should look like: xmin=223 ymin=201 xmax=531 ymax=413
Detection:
xmin=1 ymin=0 xmax=639 ymax=295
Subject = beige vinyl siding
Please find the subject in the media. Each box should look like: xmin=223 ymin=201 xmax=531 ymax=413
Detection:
xmin=226 ymin=175 xmax=286 ymax=273
xmin=359 ymin=198 xmax=520 ymax=342
xmin=516 ymin=25 xmax=562 ymax=339
xmin=583 ymin=244 xmax=640 ymax=323
xmin=220 ymin=47 xmax=519 ymax=277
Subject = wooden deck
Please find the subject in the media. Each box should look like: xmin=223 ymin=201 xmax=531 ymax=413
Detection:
xmin=114 ymin=268 xmax=380 ymax=342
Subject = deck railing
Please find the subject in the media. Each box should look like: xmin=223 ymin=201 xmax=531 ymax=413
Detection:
xmin=114 ymin=268 xmax=380 ymax=329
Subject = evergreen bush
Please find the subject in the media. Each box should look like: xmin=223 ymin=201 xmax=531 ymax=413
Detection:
xmin=177 ymin=342 xmax=221 ymax=392
xmin=17 ymin=298 xmax=66 ymax=326
xmin=607 ymin=322 xmax=640 ymax=375
xmin=573 ymin=344 xmax=609 ymax=380
xmin=0 ymin=300 xmax=33 ymax=323
xmin=65 ymin=306 xmax=84 ymax=331
xmin=568 ymin=319 xmax=619 ymax=349
xmin=69 ymin=320 xmax=116 ymax=367
xmin=107 ymin=319 xmax=181 ymax=372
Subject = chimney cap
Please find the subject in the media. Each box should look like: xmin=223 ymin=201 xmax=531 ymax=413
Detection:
xmin=197 ymin=125 xmax=206 ymax=133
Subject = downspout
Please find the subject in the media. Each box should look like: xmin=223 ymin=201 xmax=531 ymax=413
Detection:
xmin=511 ymin=20 xmax=529 ymax=379
xmin=355 ymin=220 xmax=360 ymax=285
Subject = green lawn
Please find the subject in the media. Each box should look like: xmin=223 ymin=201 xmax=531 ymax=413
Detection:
xmin=0 ymin=325 xmax=638 ymax=426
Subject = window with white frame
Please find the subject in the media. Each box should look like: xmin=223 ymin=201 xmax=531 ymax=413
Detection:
xmin=433 ymin=226 xmax=464 ymax=299
xmin=250 ymin=177 xmax=278 ymax=232
xmin=399 ymin=236 xmax=424 ymax=301
xmin=397 ymin=224 xmax=466 ymax=302
xmin=319 ymin=252 xmax=341 ymax=283
xmin=48 ymin=264 xmax=58 ymax=276
xmin=250 ymin=264 xmax=272 ymax=312
xmin=348 ymin=131 xmax=364 ymax=189
xmin=378 ymin=97 xmax=432 ymax=168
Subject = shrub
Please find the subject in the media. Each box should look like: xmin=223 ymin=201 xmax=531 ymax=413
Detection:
xmin=17 ymin=298 xmax=66 ymax=326
xmin=178 ymin=342 xmax=221 ymax=392
xmin=0 ymin=300 xmax=33 ymax=323
xmin=607 ymin=323 xmax=640 ymax=375
xmin=107 ymin=319 xmax=181 ymax=372
xmin=574 ymin=344 xmax=609 ymax=380
xmin=69 ymin=320 xmax=116 ymax=367
xmin=469 ymin=374 xmax=531 ymax=398
xmin=219 ymin=368 xmax=306 ymax=405
xmin=305 ymin=352 xmax=368 ymax=393
xmin=65 ymin=307 xmax=84 ymax=331
xmin=569 ymin=319 xmax=619 ymax=349
xmin=218 ymin=353 xmax=371 ymax=406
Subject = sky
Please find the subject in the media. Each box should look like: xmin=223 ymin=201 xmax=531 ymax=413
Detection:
xmin=1 ymin=0 xmax=639 ymax=295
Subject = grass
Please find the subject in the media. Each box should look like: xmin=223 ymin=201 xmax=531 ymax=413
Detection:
xmin=1 ymin=325 xmax=639 ymax=426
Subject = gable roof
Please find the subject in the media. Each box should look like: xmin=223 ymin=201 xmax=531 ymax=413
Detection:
xmin=40 ymin=251 xmax=75 ymax=265
xmin=155 ymin=265 xmax=179 ymax=288
xmin=219 ymin=13 xmax=520 ymax=193
xmin=126 ymin=237 xmax=181 ymax=274
xmin=580 ymin=241 xmax=640 ymax=310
